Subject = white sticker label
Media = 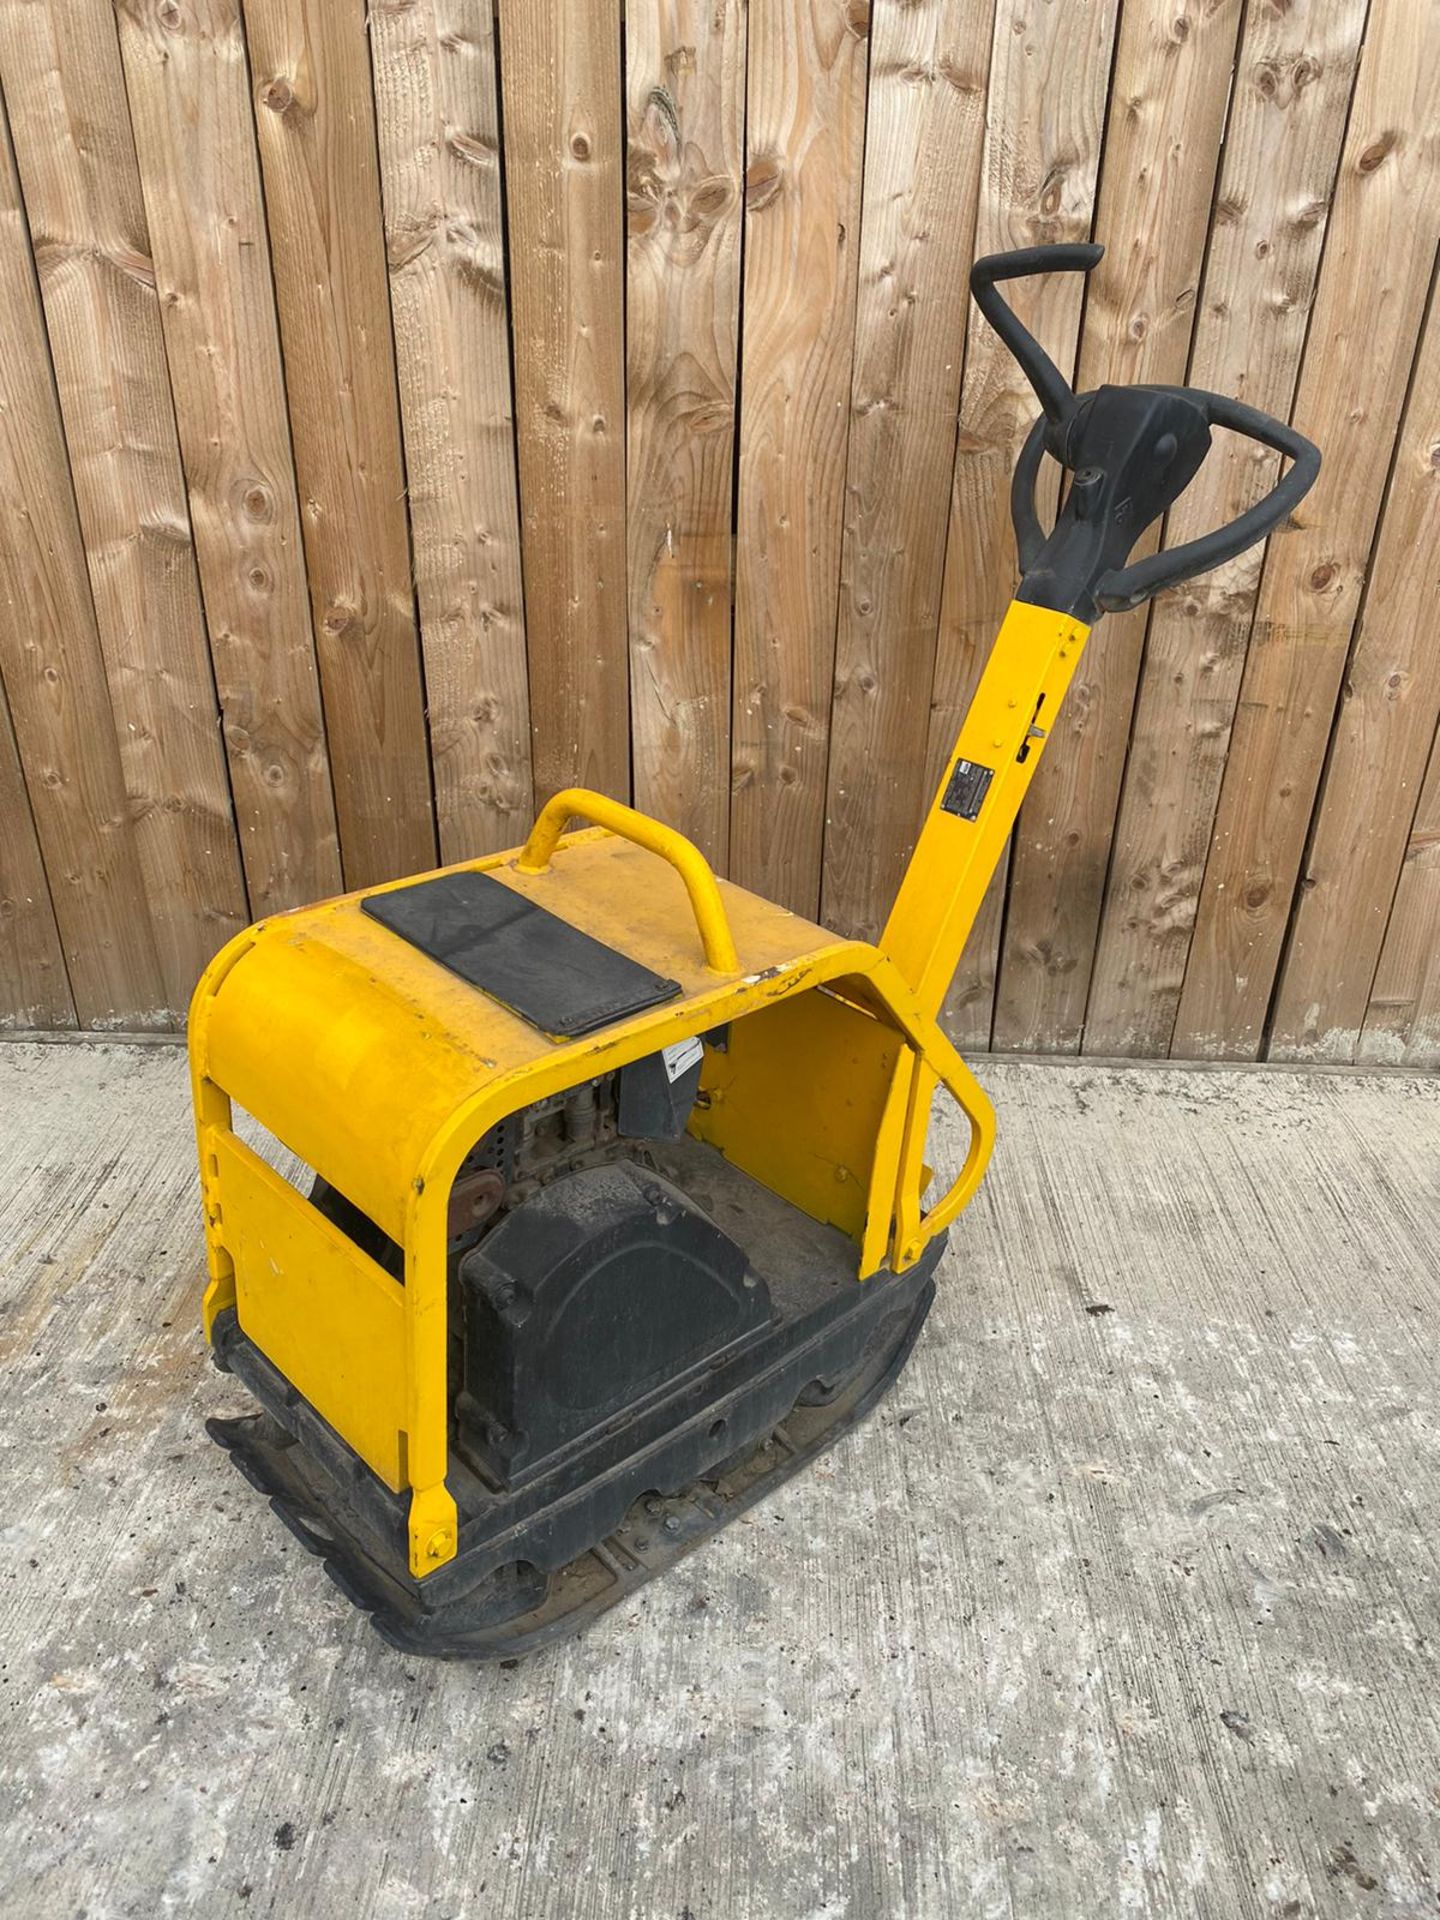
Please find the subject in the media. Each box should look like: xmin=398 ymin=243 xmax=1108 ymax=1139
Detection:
xmin=661 ymin=1035 xmax=704 ymax=1083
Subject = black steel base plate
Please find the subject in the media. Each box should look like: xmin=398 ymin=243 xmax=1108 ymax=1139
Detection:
xmin=209 ymin=1271 xmax=932 ymax=1661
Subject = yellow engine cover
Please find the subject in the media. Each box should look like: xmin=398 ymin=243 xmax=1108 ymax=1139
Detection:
xmin=190 ymin=803 xmax=996 ymax=1578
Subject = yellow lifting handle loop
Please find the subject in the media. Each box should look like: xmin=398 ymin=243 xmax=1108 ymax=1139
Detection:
xmin=517 ymin=787 xmax=741 ymax=976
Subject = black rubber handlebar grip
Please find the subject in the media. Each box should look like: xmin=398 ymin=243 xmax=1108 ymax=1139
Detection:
xmin=970 ymin=244 xmax=1321 ymax=615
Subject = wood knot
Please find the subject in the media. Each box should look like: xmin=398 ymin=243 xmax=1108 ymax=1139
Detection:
xmin=322 ymin=602 xmax=358 ymax=637
xmin=1357 ymin=131 xmax=1398 ymax=174
xmin=158 ymin=0 xmax=184 ymax=31
xmin=141 ymin=510 xmax=190 ymax=547
xmin=745 ymin=153 xmax=784 ymax=212
xmin=690 ymin=176 xmax=733 ymax=224
xmin=570 ymin=132 xmax=592 ymax=161
xmin=106 ymin=244 xmax=157 ymax=291
xmin=260 ymin=76 xmax=294 ymax=114
xmin=1308 ymin=561 xmax=1338 ymax=593
xmin=241 ymin=482 xmax=273 ymax=522
xmin=446 ymin=128 xmax=497 ymax=170
xmin=1037 ymin=163 xmax=1067 ymax=221
xmin=627 ymin=185 xmax=659 ymax=237
xmin=448 ymin=221 xmax=507 ymax=300
xmin=937 ymin=55 xmax=984 ymax=98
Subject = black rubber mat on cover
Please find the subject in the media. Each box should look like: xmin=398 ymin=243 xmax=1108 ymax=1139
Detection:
xmin=361 ymin=869 xmax=681 ymax=1038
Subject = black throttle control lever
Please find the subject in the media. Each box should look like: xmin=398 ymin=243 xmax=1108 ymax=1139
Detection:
xmin=970 ymin=245 xmax=1321 ymax=622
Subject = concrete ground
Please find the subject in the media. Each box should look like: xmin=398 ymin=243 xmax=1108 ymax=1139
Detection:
xmin=1 ymin=1040 xmax=1437 ymax=1919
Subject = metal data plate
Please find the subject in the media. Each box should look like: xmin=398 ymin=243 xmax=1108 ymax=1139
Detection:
xmin=940 ymin=758 xmax=994 ymax=822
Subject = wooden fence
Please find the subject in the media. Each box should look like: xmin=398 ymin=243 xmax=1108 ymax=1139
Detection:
xmin=0 ymin=0 xmax=1436 ymax=1063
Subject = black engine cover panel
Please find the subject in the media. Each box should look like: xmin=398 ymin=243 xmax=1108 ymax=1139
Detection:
xmin=459 ymin=1163 xmax=771 ymax=1486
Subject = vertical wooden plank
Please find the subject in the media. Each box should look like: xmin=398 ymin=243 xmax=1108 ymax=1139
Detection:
xmin=0 ymin=0 xmax=248 ymax=1006
xmin=371 ymin=0 xmax=533 ymax=862
xmin=926 ymin=0 xmax=1121 ymax=1048
xmin=242 ymin=0 xmax=436 ymax=887
xmin=0 ymin=100 xmax=167 ymax=1028
xmin=727 ymin=0 xmax=868 ymax=917
xmin=992 ymin=0 xmax=1244 ymax=1053
xmin=625 ymin=0 xmax=744 ymax=868
xmin=819 ymin=0 xmax=996 ymax=943
xmin=1084 ymin=0 xmax=1368 ymax=1058
xmin=1359 ymin=723 xmax=1440 ymax=1067
xmin=0 ymin=682 xmax=73 ymax=1029
xmin=1173 ymin=0 xmax=1440 ymax=1059
xmin=498 ymin=0 xmax=628 ymax=807
xmin=1268 ymin=284 xmax=1440 ymax=1059
xmin=115 ymin=0 xmax=342 ymax=916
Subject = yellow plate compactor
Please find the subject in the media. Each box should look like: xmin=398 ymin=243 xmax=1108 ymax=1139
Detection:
xmin=190 ymin=246 xmax=1318 ymax=1656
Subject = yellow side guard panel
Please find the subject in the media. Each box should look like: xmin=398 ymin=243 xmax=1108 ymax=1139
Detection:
xmin=212 ymin=1131 xmax=408 ymax=1491
xmin=691 ymin=989 xmax=903 ymax=1240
